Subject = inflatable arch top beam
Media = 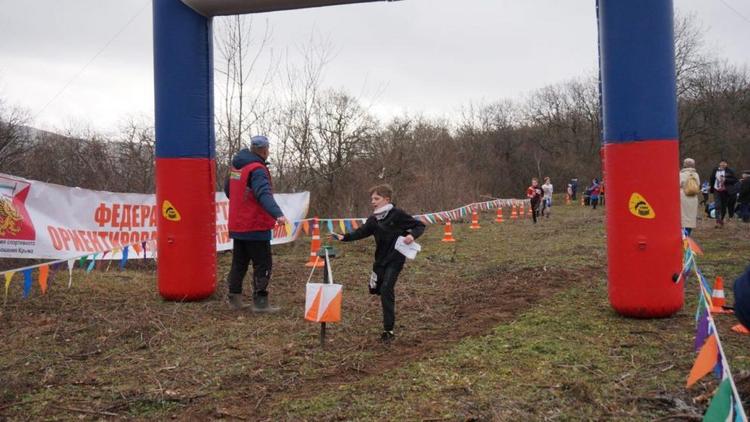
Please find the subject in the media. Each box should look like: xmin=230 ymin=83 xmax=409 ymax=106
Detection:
xmin=181 ymin=0 xmax=398 ymax=16
xmin=154 ymin=0 xmax=683 ymax=319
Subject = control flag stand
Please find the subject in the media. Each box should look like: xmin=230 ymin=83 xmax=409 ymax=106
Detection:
xmin=304 ymin=245 xmax=342 ymax=348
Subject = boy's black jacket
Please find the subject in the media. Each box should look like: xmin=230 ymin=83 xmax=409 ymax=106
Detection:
xmin=341 ymin=207 xmax=426 ymax=266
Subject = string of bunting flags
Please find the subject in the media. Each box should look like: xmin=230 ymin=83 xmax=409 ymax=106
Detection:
xmin=2 ymin=239 xmax=155 ymax=304
xmin=295 ymin=198 xmax=526 ymax=236
xmin=1 ymin=197 xmax=524 ymax=303
xmin=683 ymin=236 xmax=748 ymax=421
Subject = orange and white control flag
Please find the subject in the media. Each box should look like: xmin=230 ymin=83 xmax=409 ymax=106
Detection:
xmin=305 ymin=283 xmax=342 ymax=323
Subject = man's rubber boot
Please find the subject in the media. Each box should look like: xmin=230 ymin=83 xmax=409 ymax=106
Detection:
xmin=252 ymin=294 xmax=280 ymax=313
xmin=228 ymin=293 xmax=249 ymax=310
xmin=380 ymin=330 xmax=395 ymax=343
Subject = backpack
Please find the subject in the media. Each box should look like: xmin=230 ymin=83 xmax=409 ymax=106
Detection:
xmin=684 ymin=174 xmax=700 ymax=196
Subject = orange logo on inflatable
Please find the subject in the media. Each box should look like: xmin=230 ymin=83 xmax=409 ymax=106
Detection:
xmin=162 ymin=200 xmax=181 ymax=222
xmin=628 ymin=193 xmax=655 ymax=219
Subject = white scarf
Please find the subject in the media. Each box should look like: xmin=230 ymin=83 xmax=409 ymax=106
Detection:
xmin=373 ymin=203 xmax=394 ymax=220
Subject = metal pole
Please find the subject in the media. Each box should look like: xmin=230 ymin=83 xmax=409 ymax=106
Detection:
xmin=319 ymin=251 xmax=329 ymax=347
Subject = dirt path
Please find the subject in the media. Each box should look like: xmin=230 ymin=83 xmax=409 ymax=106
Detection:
xmin=180 ymin=265 xmax=598 ymax=420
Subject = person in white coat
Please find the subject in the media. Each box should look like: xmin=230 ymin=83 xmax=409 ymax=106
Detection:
xmin=541 ymin=177 xmax=553 ymax=218
xmin=680 ymin=158 xmax=701 ymax=236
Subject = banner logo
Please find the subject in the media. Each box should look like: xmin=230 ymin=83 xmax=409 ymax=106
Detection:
xmin=0 ymin=176 xmax=36 ymax=241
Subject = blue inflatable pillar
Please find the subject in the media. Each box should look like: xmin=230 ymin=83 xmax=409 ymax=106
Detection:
xmin=153 ymin=0 xmax=216 ymax=300
xmin=599 ymin=0 xmax=683 ymax=317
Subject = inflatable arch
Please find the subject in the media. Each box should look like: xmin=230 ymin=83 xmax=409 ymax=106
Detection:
xmin=153 ymin=0 xmax=683 ymax=318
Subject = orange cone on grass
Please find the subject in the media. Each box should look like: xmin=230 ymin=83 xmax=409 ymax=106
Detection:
xmin=442 ymin=220 xmax=456 ymax=242
xmin=305 ymin=217 xmax=325 ymax=268
xmin=510 ymin=205 xmax=518 ymax=220
xmin=470 ymin=208 xmax=481 ymax=229
xmin=495 ymin=207 xmax=504 ymax=223
xmin=710 ymin=276 xmax=732 ymax=314
xmin=519 ymin=203 xmax=525 ymax=218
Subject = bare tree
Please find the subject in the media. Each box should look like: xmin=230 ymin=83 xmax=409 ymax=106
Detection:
xmin=214 ymin=15 xmax=276 ymax=176
xmin=0 ymin=99 xmax=31 ymax=170
xmin=674 ymin=12 xmax=711 ymax=99
xmin=114 ymin=116 xmax=155 ymax=193
xmin=272 ymin=32 xmax=335 ymax=191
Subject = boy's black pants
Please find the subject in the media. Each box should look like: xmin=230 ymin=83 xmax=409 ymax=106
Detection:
xmin=530 ymin=199 xmax=540 ymax=223
xmin=228 ymin=239 xmax=272 ymax=297
xmin=373 ymin=261 xmax=404 ymax=332
xmin=715 ymin=191 xmax=730 ymax=221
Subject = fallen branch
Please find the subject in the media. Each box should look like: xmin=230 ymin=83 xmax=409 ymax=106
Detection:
xmin=53 ymin=405 xmax=119 ymax=417
xmin=0 ymin=398 xmax=47 ymax=412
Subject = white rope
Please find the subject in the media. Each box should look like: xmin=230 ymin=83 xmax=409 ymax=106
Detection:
xmin=304 ymin=256 xmax=320 ymax=284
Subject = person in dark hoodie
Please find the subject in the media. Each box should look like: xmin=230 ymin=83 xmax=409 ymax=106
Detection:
xmin=709 ymin=159 xmax=737 ymax=227
xmin=738 ymin=170 xmax=750 ymax=223
xmin=329 ymin=184 xmax=425 ymax=343
xmin=224 ymin=135 xmax=287 ymax=312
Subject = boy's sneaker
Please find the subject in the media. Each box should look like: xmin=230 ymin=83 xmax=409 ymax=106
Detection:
xmin=380 ymin=331 xmax=395 ymax=343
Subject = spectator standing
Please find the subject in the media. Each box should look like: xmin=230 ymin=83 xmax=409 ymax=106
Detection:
xmin=738 ymin=170 xmax=750 ymax=223
xmin=700 ymin=180 xmax=710 ymax=208
xmin=224 ymin=135 xmax=288 ymax=312
xmin=589 ymin=178 xmax=601 ymax=210
xmin=570 ymin=178 xmax=579 ymax=200
xmin=709 ymin=159 xmax=737 ymax=227
xmin=679 ymin=158 xmax=701 ymax=236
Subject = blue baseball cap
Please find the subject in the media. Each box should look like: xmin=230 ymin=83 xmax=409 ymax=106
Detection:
xmin=250 ymin=135 xmax=269 ymax=148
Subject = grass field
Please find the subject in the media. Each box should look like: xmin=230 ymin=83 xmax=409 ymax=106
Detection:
xmin=1 ymin=201 xmax=749 ymax=421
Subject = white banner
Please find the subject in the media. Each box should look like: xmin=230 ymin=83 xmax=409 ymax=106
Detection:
xmin=0 ymin=173 xmax=309 ymax=260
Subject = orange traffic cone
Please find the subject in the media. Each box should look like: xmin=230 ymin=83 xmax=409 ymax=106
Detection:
xmin=442 ymin=220 xmax=456 ymax=242
xmin=710 ymin=276 xmax=732 ymax=314
xmin=305 ymin=217 xmax=325 ymax=268
xmin=519 ymin=203 xmax=525 ymax=218
xmin=565 ymin=195 xmax=571 ymax=205
xmin=731 ymin=324 xmax=750 ymax=335
xmin=495 ymin=207 xmax=504 ymax=223
xmin=470 ymin=208 xmax=481 ymax=229
xmin=580 ymin=196 xmax=584 ymax=206
xmin=510 ymin=205 xmax=518 ymax=220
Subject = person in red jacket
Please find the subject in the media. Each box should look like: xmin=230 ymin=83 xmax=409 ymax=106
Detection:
xmin=526 ymin=178 xmax=542 ymax=223
xmin=589 ymin=178 xmax=601 ymax=210
xmin=224 ymin=135 xmax=287 ymax=312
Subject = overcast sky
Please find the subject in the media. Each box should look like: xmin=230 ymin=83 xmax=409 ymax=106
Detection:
xmin=0 ymin=0 xmax=748 ymax=134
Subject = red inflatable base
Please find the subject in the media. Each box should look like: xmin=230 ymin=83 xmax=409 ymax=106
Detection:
xmin=605 ymin=140 xmax=683 ymax=318
xmin=156 ymin=158 xmax=217 ymax=301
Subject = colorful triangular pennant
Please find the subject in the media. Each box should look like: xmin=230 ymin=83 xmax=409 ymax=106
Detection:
xmin=38 ymin=265 xmax=49 ymax=295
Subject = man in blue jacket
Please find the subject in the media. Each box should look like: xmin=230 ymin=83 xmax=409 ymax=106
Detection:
xmin=224 ymin=135 xmax=287 ymax=312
